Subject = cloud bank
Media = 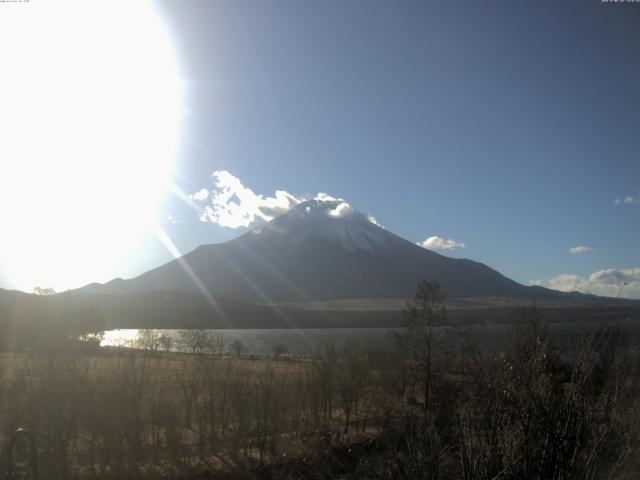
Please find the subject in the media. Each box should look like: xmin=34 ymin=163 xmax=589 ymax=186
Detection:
xmin=191 ymin=171 xmax=383 ymax=229
xmin=417 ymin=236 xmax=465 ymax=250
xmin=569 ymin=245 xmax=593 ymax=255
xmin=532 ymin=268 xmax=640 ymax=299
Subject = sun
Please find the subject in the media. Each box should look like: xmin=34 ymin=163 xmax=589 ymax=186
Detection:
xmin=0 ymin=1 xmax=182 ymax=292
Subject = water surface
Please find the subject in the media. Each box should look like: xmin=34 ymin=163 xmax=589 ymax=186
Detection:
xmin=102 ymin=319 xmax=640 ymax=356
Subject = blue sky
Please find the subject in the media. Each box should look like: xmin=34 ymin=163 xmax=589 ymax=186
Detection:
xmin=1 ymin=0 xmax=639 ymax=297
xmin=153 ymin=0 xmax=640 ymax=297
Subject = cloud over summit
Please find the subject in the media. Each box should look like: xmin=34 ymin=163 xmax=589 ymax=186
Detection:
xmin=190 ymin=171 xmax=382 ymax=229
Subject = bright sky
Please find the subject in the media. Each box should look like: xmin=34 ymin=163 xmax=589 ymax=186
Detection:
xmin=1 ymin=1 xmax=639 ymax=298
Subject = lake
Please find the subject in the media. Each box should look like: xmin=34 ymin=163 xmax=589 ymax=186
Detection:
xmin=101 ymin=319 xmax=640 ymax=356
xmin=101 ymin=327 xmax=395 ymax=355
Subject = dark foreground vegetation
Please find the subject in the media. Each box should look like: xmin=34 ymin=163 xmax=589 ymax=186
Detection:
xmin=1 ymin=283 xmax=640 ymax=479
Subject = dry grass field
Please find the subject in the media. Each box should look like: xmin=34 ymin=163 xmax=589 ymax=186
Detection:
xmin=2 ymin=303 xmax=640 ymax=479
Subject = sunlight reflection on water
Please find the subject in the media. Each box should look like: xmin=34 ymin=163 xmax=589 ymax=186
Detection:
xmin=100 ymin=328 xmax=394 ymax=355
xmin=101 ymin=329 xmax=142 ymax=348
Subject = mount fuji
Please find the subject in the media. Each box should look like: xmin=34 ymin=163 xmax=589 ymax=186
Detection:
xmin=77 ymin=198 xmax=565 ymax=304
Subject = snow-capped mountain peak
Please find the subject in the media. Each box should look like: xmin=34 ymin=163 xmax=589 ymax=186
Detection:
xmin=243 ymin=197 xmax=398 ymax=252
xmin=74 ymin=194 xmax=545 ymax=303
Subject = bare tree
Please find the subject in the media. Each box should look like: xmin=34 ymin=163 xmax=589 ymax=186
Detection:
xmin=158 ymin=333 xmax=174 ymax=353
xmin=210 ymin=332 xmax=226 ymax=356
xmin=178 ymin=329 xmax=211 ymax=355
xmin=33 ymin=286 xmax=56 ymax=295
xmin=136 ymin=329 xmax=161 ymax=353
xmin=231 ymin=338 xmax=246 ymax=358
xmin=393 ymin=280 xmax=447 ymax=415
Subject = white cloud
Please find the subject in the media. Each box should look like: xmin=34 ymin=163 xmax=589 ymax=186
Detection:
xmin=569 ymin=245 xmax=593 ymax=255
xmin=315 ymin=192 xmax=339 ymax=202
xmin=191 ymin=188 xmax=209 ymax=201
xmin=539 ymin=268 xmax=640 ymax=299
xmin=417 ymin=236 xmax=465 ymax=250
xmin=328 ymin=202 xmax=352 ymax=217
xmin=191 ymin=171 xmax=387 ymax=230
xmin=367 ymin=215 xmax=385 ymax=229
xmin=167 ymin=214 xmax=182 ymax=224
xmin=191 ymin=170 xmax=304 ymax=228
xmin=614 ymin=196 xmax=640 ymax=205
xmin=316 ymin=195 xmax=384 ymax=226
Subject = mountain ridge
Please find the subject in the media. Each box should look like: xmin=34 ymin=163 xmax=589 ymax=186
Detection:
xmin=74 ymin=198 xmax=585 ymax=303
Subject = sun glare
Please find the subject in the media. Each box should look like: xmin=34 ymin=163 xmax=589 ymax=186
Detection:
xmin=0 ymin=1 xmax=182 ymax=291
